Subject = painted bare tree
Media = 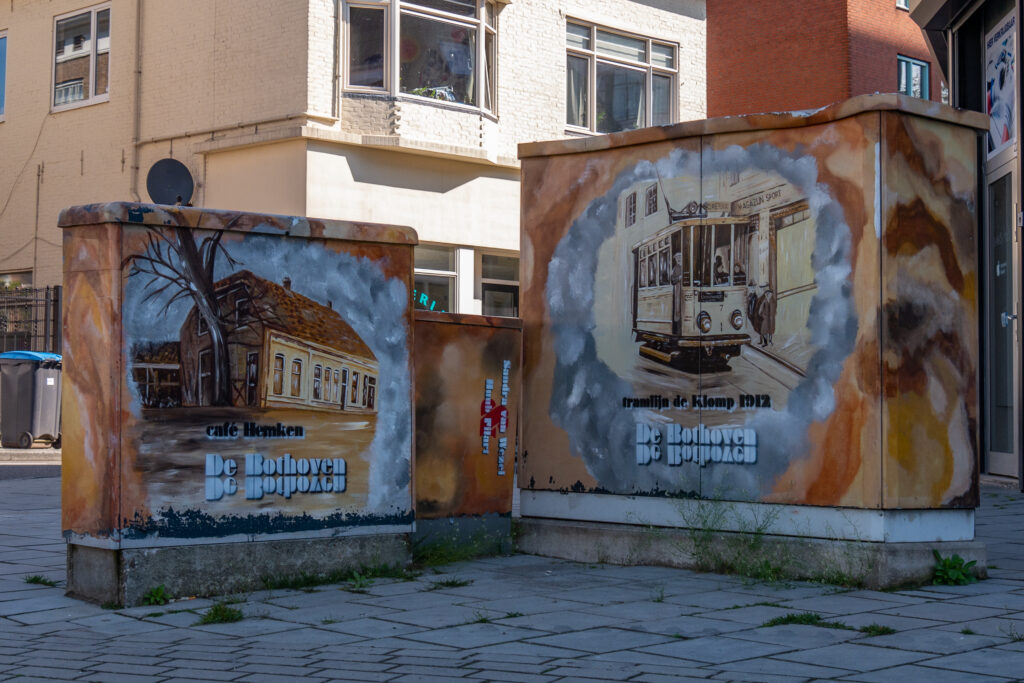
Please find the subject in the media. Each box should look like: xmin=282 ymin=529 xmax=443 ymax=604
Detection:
xmin=127 ymin=227 xmax=238 ymax=406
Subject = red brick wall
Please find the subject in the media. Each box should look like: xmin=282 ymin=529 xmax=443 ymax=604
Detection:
xmin=707 ymin=0 xmax=850 ymax=117
xmin=707 ymin=0 xmax=940 ymax=118
xmin=848 ymin=0 xmax=942 ymax=101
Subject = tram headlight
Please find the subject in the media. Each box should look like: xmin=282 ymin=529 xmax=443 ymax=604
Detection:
xmin=697 ymin=311 xmax=712 ymax=334
xmin=730 ymin=309 xmax=744 ymax=330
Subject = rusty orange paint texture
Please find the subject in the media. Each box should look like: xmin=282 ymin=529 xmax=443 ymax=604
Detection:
xmin=519 ymin=94 xmax=984 ymax=509
xmin=61 ymin=203 xmax=416 ymax=540
xmin=413 ymin=311 xmax=521 ymax=519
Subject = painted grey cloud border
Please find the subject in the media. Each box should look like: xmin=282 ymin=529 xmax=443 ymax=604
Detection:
xmin=543 ymin=144 xmax=857 ymax=500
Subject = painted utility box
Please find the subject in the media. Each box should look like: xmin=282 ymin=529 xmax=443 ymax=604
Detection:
xmin=517 ymin=95 xmax=988 ymax=586
xmin=413 ymin=311 xmax=520 ymax=545
xmin=61 ymin=203 xmax=415 ymax=605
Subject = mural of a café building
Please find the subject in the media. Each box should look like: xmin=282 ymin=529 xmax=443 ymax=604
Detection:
xmin=134 ymin=270 xmax=379 ymax=413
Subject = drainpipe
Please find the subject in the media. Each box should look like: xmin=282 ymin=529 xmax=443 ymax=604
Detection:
xmin=129 ymin=0 xmax=144 ymax=201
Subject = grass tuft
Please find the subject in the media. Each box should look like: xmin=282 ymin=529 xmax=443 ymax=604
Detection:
xmin=859 ymin=624 xmax=897 ymax=636
xmin=24 ymin=575 xmax=57 ymax=587
xmin=761 ymin=612 xmax=854 ymax=630
xmin=195 ymin=602 xmax=244 ymax=625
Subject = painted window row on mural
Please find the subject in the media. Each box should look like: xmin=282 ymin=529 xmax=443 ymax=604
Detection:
xmin=346 ymin=0 xmax=497 ymax=110
xmin=53 ymin=4 xmax=109 ymax=111
xmin=566 ymin=20 xmax=677 ymax=134
xmin=270 ymin=351 xmax=377 ymax=411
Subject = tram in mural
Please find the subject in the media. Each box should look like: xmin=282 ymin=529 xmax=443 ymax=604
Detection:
xmin=632 ymin=208 xmax=757 ymax=372
xmin=626 ymin=175 xmax=817 ymax=375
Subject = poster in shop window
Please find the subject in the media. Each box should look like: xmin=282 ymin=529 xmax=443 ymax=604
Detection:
xmin=987 ymin=12 xmax=1016 ymax=158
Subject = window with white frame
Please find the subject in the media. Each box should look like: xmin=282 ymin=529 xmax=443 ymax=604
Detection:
xmin=897 ymin=55 xmax=929 ymax=99
xmin=625 ymin=191 xmax=637 ymax=226
xmin=479 ymin=252 xmax=518 ymax=317
xmin=896 ymin=0 xmax=909 ymax=9
xmin=566 ymin=20 xmax=677 ymax=133
xmin=345 ymin=0 xmax=496 ymax=111
xmin=52 ymin=4 xmax=109 ymax=111
xmin=413 ymin=244 xmax=455 ymax=312
xmin=0 ymin=31 xmax=7 ymax=120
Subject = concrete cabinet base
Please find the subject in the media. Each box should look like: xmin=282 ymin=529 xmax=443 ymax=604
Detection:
xmin=67 ymin=534 xmax=409 ymax=606
xmin=516 ymin=518 xmax=986 ymax=589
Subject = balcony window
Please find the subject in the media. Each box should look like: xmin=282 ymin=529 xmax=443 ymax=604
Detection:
xmin=345 ymin=0 xmax=497 ymax=111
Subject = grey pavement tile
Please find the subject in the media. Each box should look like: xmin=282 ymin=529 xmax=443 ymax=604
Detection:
xmin=383 ymin=664 xmax=477 ymax=678
xmin=948 ymin=592 xmax=1024 ymax=610
xmin=638 ymin=635 xmax=794 ymax=664
xmin=525 ymin=626 xmax=674 ymax=653
xmin=83 ymin=661 xmax=173 ymax=677
xmin=875 ymin=602 xmax=1009 ymax=622
xmin=465 ymin=670 xmax=558 ymax=682
xmin=495 ymin=609 xmax=627 ymax=633
xmin=191 ymin=617 xmax=298 ymax=636
xmin=141 ymin=610 xmax=203 ymax=627
xmin=624 ymin=614 xmax=753 ymax=638
xmin=842 ymin=663 xmax=1012 ymax=682
xmin=70 ymin=612 xmax=173 ymax=635
xmin=402 ymin=623 xmax=551 ymax=649
xmin=933 ymin=616 xmax=1024 ymax=638
xmin=236 ymin=674 xmax=328 ymax=683
xmin=4 ymin=664 xmax=83 ymax=680
xmin=580 ymin=648 xmax=709 ymax=669
xmin=160 ymin=657 xmax=246 ymax=671
xmin=459 ymin=595 xmax=591 ymax=616
xmin=861 ymin=627 xmax=1005 ymax=653
xmin=778 ymin=594 xmax=911 ymax=615
xmin=723 ymin=582 xmax=844 ymax=601
xmin=727 ymin=623 xmax=862 ymax=648
xmin=579 ymin=600 xmax=701 ymax=621
xmin=0 ymin=594 xmax=86 ymax=616
xmin=838 ymin=612 xmax=945 ymax=632
xmin=699 ymin=604 xmax=802 ymax=625
xmin=771 ymin=642 xmax=930 ymax=671
xmin=465 ymin=640 xmax=606 ymax=659
xmin=317 ymin=616 xmax=430 ymax=638
xmin=715 ymin=655 xmax=856 ymax=679
xmin=944 ymin=641 xmax=1024 ymax=677
xmin=709 ymin=672 xmax=818 ymax=683
xmin=247 ymin=626 xmax=363 ymax=647
xmin=159 ymin=672 xmax=248 ymax=682
xmin=546 ymin=585 xmax=656 ymax=606
xmin=632 ymin=676 xmax=715 ymax=683
xmin=375 ymin=605 xmax=501 ymax=628
xmin=354 ymin=590 xmax=474 ymax=612
xmin=667 ymin=589 xmax=780 ymax=610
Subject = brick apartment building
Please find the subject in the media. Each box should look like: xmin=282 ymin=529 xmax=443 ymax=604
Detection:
xmin=0 ymin=0 xmax=706 ymax=318
xmin=706 ymin=0 xmax=943 ymax=117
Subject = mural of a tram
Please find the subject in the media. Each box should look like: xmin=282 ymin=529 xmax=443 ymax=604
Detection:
xmin=632 ymin=216 xmax=756 ymax=371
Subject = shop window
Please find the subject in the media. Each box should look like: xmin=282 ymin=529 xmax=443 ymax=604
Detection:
xmin=345 ymin=0 xmax=497 ymax=111
xmin=897 ymin=55 xmax=929 ymax=99
xmin=313 ymin=364 xmax=323 ymax=400
xmin=567 ymin=20 xmax=677 ymax=133
xmin=414 ymin=244 xmax=455 ymax=312
xmin=53 ymin=5 xmax=109 ymax=111
xmin=351 ymin=371 xmax=360 ymax=405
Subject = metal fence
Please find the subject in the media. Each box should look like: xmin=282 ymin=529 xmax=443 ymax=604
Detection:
xmin=0 ymin=286 xmax=62 ymax=354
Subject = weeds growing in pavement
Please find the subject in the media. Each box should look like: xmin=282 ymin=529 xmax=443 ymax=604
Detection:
xmin=859 ymin=624 xmax=896 ymax=636
xmin=761 ymin=612 xmax=854 ymax=630
xmin=423 ymin=578 xmax=473 ymax=591
xmin=195 ymin=602 xmax=244 ymax=625
xmin=142 ymin=584 xmax=170 ymax=606
xmin=23 ymin=575 xmax=57 ymax=587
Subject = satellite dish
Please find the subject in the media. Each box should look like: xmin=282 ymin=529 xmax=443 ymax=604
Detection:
xmin=146 ymin=158 xmax=194 ymax=206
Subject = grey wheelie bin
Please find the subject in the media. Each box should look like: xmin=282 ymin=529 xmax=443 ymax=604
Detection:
xmin=0 ymin=351 xmax=62 ymax=449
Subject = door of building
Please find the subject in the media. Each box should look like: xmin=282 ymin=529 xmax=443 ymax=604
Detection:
xmin=984 ymin=161 xmax=1020 ymax=478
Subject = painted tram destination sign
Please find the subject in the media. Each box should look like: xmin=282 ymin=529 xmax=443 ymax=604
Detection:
xmin=114 ymin=219 xmax=413 ymax=539
xmin=520 ymin=103 xmax=981 ymax=509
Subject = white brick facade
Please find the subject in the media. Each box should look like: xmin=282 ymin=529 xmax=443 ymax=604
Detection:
xmin=0 ymin=0 xmax=706 ymax=297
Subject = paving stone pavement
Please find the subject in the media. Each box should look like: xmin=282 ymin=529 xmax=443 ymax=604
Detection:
xmin=1 ymin=471 xmax=1024 ymax=681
